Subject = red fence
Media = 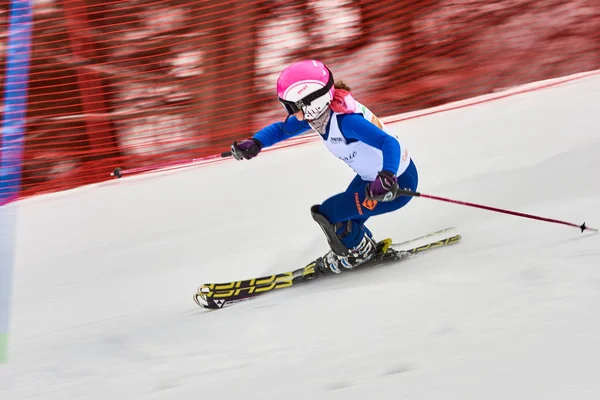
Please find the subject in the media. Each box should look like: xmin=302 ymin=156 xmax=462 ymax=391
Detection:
xmin=2 ymin=0 xmax=599 ymax=198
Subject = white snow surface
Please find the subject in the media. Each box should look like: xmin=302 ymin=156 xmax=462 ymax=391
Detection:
xmin=2 ymin=75 xmax=600 ymax=399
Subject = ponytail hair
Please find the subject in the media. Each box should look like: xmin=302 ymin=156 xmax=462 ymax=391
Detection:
xmin=334 ymin=80 xmax=351 ymax=91
xmin=330 ymin=80 xmax=356 ymax=113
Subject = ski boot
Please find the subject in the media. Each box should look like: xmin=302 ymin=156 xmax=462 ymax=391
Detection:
xmin=299 ymin=235 xmax=396 ymax=281
xmin=322 ymin=233 xmax=377 ymax=274
xmin=305 ymin=204 xmax=383 ymax=277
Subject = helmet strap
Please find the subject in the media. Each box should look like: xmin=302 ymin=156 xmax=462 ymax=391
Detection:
xmin=295 ymin=67 xmax=334 ymax=110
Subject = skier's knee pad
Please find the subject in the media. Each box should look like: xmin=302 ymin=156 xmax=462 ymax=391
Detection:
xmin=311 ymin=205 xmax=368 ymax=253
xmin=311 ymin=205 xmax=350 ymax=256
xmin=311 ymin=205 xmax=348 ymax=239
xmin=335 ymin=220 xmax=366 ymax=249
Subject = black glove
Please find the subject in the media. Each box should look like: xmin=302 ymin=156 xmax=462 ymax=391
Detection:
xmin=231 ymin=138 xmax=262 ymax=160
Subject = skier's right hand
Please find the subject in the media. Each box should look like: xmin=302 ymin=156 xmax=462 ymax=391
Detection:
xmin=231 ymin=138 xmax=262 ymax=160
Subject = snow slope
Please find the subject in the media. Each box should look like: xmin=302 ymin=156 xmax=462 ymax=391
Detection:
xmin=1 ymin=74 xmax=599 ymax=399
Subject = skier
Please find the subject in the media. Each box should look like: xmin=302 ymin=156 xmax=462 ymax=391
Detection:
xmin=230 ymin=60 xmax=418 ymax=274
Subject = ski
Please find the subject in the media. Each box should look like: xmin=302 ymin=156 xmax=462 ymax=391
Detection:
xmin=194 ymin=228 xmax=461 ymax=309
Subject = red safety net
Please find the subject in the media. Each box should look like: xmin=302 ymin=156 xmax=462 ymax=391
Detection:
xmin=2 ymin=0 xmax=599 ymax=197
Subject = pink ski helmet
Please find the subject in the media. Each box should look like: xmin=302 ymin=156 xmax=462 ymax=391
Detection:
xmin=276 ymin=60 xmax=335 ymax=120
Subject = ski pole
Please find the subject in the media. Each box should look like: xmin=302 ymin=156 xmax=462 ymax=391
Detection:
xmin=395 ymin=189 xmax=597 ymax=233
xmin=111 ymin=151 xmax=232 ymax=179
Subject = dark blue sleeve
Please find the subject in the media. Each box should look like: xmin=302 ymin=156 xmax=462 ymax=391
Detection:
xmin=252 ymin=116 xmax=311 ymax=148
xmin=339 ymin=113 xmax=401 ymax=175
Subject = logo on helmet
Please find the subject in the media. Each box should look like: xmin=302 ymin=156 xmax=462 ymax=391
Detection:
xmin=297 ymin=85 xmax=309 ymax=95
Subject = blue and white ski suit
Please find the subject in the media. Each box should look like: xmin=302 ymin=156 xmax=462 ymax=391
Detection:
xmin=253 ymin=102 xmax=418 ymax=248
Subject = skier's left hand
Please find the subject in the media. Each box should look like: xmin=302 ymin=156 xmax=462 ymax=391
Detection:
xmin=231 ymin=138 xmax=262 ymax=160
xmin=366 ymin=170 xmax=399 ymax=202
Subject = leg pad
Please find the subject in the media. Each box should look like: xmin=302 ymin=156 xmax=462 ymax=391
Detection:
xmin=310 ymin=205 xmax=350 ymax=256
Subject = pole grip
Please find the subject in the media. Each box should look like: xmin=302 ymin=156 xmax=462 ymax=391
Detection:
xmin=396 ymin=188 xmax=421 ymax=197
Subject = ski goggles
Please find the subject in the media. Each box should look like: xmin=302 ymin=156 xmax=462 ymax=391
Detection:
xmin=277 ymin=67 xmax=334 ymax=115
xmin=278 ymin=97 xmax=302 ymax=115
